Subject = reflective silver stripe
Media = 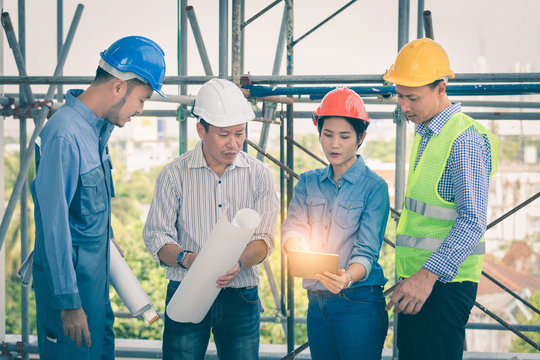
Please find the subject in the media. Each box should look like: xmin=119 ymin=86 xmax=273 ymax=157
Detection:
xmin=396 ymin=235 xmax=485 ymax=255
xmin=404 ymin=197 xmax=458 ymax=221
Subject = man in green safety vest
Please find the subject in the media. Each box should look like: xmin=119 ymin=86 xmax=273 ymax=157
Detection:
xmin=384 ymin=38 xmax=498 ymax=360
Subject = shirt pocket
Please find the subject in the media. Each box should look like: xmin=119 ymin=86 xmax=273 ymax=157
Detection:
xmin=335 ymin=200 xmax=364 ymax=229
xmin=305 ymin=196 xmax=326 ymax=224
xmin=80 ymin=167 xmax=106 ymax=215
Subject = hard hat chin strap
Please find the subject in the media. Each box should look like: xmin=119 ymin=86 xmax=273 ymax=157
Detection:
xmin=99 ymin=58 xmax=146 ymax=84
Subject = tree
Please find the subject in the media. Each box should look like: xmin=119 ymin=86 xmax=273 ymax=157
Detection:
xmin=510 ymin=290 xmax=540 ymax=353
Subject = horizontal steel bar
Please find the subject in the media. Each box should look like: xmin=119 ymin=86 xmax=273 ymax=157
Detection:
xmin=246 ymin=84 xmax=540 ymax=98
xmin=2 ymin=73 xmax=540 ymax=86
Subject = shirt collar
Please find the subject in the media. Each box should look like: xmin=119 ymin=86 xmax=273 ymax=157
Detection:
xmin=66 ymin=89 xmax=114 ymax=138
xmin=188 ymin=140 xmax=250 ymax=170
xmin=416 ymin=102 xmax=462 ymax=137
xmin=319 ymin=155 xmax=366 ymax=185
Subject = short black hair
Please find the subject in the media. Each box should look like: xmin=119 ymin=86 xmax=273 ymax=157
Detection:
xmin=427 ymin=79 xmax=444 ymax=89
xmin=92 ymin=66 xmax=147 ymax=92
xmin=198 ymin=118 xmax=210 ymax=132
xmin=317 ymin=116 xmax=369 ymax=141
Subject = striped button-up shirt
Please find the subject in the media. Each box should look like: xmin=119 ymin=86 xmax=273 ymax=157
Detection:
xmin=414 ymin=103 xmax=492 ymax=282
xmin=143 ymin=140 xmax=279 ymax=288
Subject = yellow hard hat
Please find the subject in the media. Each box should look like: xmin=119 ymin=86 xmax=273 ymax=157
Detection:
xmin=383 ymin=38 xmax=455 ymax=87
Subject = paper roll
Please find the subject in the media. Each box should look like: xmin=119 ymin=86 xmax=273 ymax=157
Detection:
xmin=166 ymin=208 xmax=261 ymax=323
xmin=110 ymin=240 xmax=159 ymax=324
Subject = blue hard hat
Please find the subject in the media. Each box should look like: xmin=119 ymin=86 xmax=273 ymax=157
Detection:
xmin=100 ymin=36 xmax=166 ymax=97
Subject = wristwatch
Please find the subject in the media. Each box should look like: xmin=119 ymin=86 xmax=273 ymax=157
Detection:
xmin=176 ymin=250 xmax=193 ymax=269
xmin=345 ymin=270 xmax=353 ymax=288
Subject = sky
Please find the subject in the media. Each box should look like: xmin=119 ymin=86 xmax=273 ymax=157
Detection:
xmin=2 ymin=0 xmax=540 ymax=139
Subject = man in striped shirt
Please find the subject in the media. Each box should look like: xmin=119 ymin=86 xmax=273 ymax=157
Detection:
xmin=143 ymin=79 xmax=279 ymax=360
xmin=383 ymin=39 xmax=498 ymax=360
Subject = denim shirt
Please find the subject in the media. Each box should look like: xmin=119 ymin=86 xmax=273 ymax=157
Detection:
xmin=282 ymin=155 xmax=389 ymax=291
xmin=32 ymin=89 xmax=115 ymax=309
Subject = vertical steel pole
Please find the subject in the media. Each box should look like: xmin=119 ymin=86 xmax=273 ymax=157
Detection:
xmin=285 ymin=0 xmax=294 ymax=353
xmin=279 ymin=109 xmax=287 ymax=338
xmin=272 ymin=5 xmax=287 ymax=76
xmin=18 ymin=2 xmax=29 ymax=358
xmin=0 ymin=0 xmax=5 ymax=343
xmin=219 ymin=0 xmax=228 ymax=79
xmin=178 ymin=0 xmax=188 ymax=154
xmin=417 ymin=0 xmax=424 ymax=39
xmin=240 ymin=0 xmax=245 ymax=75
xmin=57 ymin=0 xmax=63 ymax=102
xmin=231 ymin=0 xmax=241 ymax=85
xmin=393 ymin=2 xmax=410 ymax=359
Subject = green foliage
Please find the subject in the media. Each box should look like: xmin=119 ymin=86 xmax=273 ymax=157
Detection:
xmin=362 ymin=137 xmax=396 ymax=163
xmin=510 ymin=290 xmax=540 ymax=353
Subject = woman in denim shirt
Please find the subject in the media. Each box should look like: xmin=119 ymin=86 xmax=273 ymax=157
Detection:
xmin=282 ymin=88 xmax=390 ymax=360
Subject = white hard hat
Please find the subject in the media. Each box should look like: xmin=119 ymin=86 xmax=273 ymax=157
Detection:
xmin=191 ymin=78 xmax=255 ymax=127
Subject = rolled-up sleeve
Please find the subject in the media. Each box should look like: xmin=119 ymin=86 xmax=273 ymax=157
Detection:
xmin=350 ymin=181 xmax=390 ymax=281
xmin=250 ymin=165 xmax=279 ymax=260
xmin=143 ymin=166 xmax=182 ymax=265
xmin=35 ymin=136 xmax=81 ymax=309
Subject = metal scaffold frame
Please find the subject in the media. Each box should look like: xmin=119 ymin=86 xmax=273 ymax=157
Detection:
xmin=0 ymin=1 xmax=539 ymax=359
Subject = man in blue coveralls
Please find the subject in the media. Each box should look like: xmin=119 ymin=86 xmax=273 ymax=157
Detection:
xmin=30 ymin=36 xmax=166 ymax=359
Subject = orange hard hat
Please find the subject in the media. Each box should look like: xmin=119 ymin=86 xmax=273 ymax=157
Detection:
xmin=312 ymin=87 xmax=369 ymax=126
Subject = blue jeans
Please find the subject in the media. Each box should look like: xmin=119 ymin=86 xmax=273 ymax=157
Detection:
xmin=163 ymin=280 xmax=261 ymax=360
xmin=307 ymin=286 xmax=388 ymax=360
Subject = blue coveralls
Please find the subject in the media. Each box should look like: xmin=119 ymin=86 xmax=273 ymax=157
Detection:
xmin=31 ymin=89 xmax=116 ymax=359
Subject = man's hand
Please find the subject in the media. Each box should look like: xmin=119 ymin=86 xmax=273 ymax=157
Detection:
xmin=111 ymin=238 xmax=124 ymax=257
xmin=61 ymin=307 xmax=91 ymax=347
xmin=315 ymin=269 xmax=349 ymax=294
xmin=216 ymin=262 xmax=241 ymax=288
xmin=385 ymin=268 xmax=439 ymax=314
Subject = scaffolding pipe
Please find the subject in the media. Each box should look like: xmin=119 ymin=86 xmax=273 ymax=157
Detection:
xmin=232 ymin=0 xmax=241 ymax=84
xmin=57 ymin=0 xmax=64 ymax=101
xmin=1 ymin=13 xmax=34 ymax=106
xmin=487 ymin=191 xmax=540 ymax=230
xmin=178 ymin=0 xmax=188 ymax=154
xmin=242 ymin=0 xmax=282 ymax=29
xmin=15 ymin=2 xmax=29 ymax=357
xmin=151 ymin=109 xmax=540 ymax=121
xmin=0 ymin=4 xmax=84 ymax=252
xmin=246 ymin=139 xmax=298 ymax=180
xmin=272 ymin=5 xmax=287 ymax=76
xmin=285 ymin=136 xmax=327 ymax=166
xmin=290 ymin=0 xmax=357 ymax=47
xmin=279 ymin=109 xmax=287 ymax=340
xmin=423 ymin=10 xmax=433 ymax=39
xmin=245 ymin=83 xmax=540 ymax=97
xmin=185 ymin=6 xmax=213 ymax=76
xmin=219 ymin=0 xmax=228 ymax=78
xmin=475 ymin=301 xmax=540 ymax=351
xmin=2 ymin=72 xmax=540 ymax=85
xmin=417 ymin=0 xmax=424 ymax=38
xmin=240 ymin=0 xmax=244 ymax=74
xmin=285 ymin=0 xmax=295 ymax=353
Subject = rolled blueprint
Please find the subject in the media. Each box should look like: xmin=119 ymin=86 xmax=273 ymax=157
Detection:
xmin=110 ymin=240 xmax=159 ymax=324
xmin=166 ymin=208 xmax=261 ymax=323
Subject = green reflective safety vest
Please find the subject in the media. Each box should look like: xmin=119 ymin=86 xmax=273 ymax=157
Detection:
xmin=396 ymin=112 xmax=499 ymax=283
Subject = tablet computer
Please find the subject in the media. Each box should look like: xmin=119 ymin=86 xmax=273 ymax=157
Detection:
xmin=287 ymin=249 xmax=339 ymax=279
